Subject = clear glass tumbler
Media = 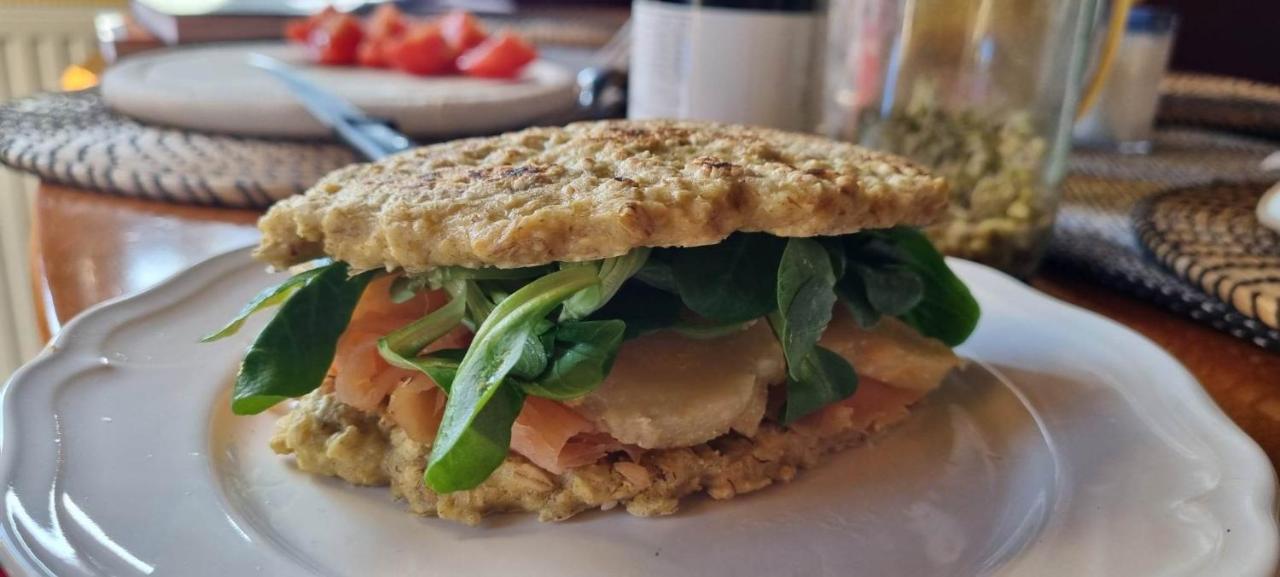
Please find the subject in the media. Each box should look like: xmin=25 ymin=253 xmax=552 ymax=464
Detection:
xmin=821 ymin=0 xmax=1103 ymax=277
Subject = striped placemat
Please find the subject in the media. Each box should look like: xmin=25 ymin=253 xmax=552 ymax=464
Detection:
xmin=1160 ymin=73 xmax=1280 ymax=138
xmin=1049 ymin=129 xmax=1280 ymax=350
xmin=0 ymin=89 xmax=355 ymax=208
xmin=1135 ymin=182 xmax=1280 ymax=331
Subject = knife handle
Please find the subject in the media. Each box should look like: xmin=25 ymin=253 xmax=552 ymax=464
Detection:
xmin=577 ymin=67 xmax=628 ymax=120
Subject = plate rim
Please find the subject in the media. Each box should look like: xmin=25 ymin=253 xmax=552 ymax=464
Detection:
xmin=952 ymin=260 xmax=1279 ymax=577
xmin=1 ymin=246 xmax=1276 ymax=576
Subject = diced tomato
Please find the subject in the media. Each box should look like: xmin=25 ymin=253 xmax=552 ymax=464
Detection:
xmin=357 ymin=36 xmax=395 ymax=67
xmin=457 ymin=30 xmax=536 ymax=79
xmin=357 ymin=4 xmax=406 ymax=68
xmin=439 ymin=10 xmax=487 ymax=52
xmin=285 ymin=19 xmax=311 ymax=43
xmin=365 ymin=3 xmax=407 ymax=40
xmin=390 ymin=24 xmax=456 ymax=76
xmin=284 ymin=6 xmax=338 ymax=44
xmin=293 ymin=4 xmax=530 ymax=77
xmin=308 ymin=13 xmax=364 ymax=65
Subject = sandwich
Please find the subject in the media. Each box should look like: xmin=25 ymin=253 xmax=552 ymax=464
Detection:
xmin=206 ymin=119 xmax=980 ymax=525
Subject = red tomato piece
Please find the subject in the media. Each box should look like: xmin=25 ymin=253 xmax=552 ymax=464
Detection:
xmin=284 ymin=19 xmax=311 ymax=43
xmin=440 ymin=10 xmax=487 ymax=52
xmin=390 ymin=24 xmax=456 ymax=76
xmin=284 ymin=6 xmax=338 ymax=44
xmin=457 ymin=31 xmax=536 ymax=79
xmin=358 ymin=37 xmax=394 ymax=67
xmin=366 ymin=3 xmax=407 ymax=40
xmin=308 ymin=13 xmax=364 ymax=65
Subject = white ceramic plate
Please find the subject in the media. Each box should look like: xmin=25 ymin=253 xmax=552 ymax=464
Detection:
xmin=1 ymin=248 xmax=1275 ymax=577
xmin=1257 ymin=153 xmax=1280 ymax=233
xmin=101 ymin=42 xmax=577 ymax=138
xmin=1258 ymin=181 xmax=1280 ymax=234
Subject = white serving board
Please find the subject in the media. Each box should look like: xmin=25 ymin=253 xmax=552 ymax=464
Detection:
xmin=101 ymin=42 xmax=578 ymax=138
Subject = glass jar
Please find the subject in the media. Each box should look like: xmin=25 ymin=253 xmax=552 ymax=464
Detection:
xmin=1072 ymin=5 xmax=1179 ymax=154
xmin=821 ymin=0 xmax=1104 ymax=277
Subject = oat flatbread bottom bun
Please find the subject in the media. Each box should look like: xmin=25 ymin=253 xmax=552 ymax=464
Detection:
xmin=273 ymin=382 xmax=930 ymax=525
xmin=205 ymin=119 xmax=981 ymax=525
xmin=270 ymin=314 xmax=957 ymax=525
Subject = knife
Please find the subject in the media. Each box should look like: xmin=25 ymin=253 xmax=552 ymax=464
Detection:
xmin=249 ymin=53 xmax=415 ymax=161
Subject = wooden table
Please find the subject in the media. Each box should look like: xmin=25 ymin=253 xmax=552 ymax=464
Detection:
xmin=29 ymin=182 xmax=1280 ymax=470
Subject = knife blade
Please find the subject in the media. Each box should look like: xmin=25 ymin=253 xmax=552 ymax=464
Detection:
xmin=249 ymin=53 xmax=415 ymax=161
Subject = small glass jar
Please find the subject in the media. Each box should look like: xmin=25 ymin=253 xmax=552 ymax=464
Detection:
xmin=1073 ymin=6 xmax=1179 ymax=154
xmin=821 ymin=0 xmax=1103 ymax=277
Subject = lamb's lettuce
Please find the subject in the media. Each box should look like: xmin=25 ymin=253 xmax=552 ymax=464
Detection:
xmin=560 ymin=248 xmax=650 ymax=321
xmin=377 ymin=291 xmax=466 ymax=371
xmin=671 ymin=234 xmax=785 ymax=323
xmin=218 ymin=262 xmax=375 ymax=415
xmin=201 ymin=261 xmax=330 ymax=342
xmin=772 ymin=238 xmax=857 ymax=423
xmin=424 ymin=267 xmax=599 ymax=492
xmin=879 ymin=228 xmax=980 ymax=346
xmin=518 ymin=320 xmax=626 ymax=401
xmin=836 ymin=228 xmax=979 ymax=345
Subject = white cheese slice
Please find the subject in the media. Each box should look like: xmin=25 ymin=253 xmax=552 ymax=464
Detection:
xmin=572 ymin=321 xmax=785 ymax=450
xmin=574 ymin=308 xmax=960 ymax=450
xmin=819 ymin=310 xmax=961 ymax=392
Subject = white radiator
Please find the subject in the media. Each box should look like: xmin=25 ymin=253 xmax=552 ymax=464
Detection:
xmin=0 ymin=5 xmax=100 ymax=379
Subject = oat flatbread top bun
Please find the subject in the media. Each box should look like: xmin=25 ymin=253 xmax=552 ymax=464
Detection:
xmin=255 ymin=119 xmax=948 ymax=271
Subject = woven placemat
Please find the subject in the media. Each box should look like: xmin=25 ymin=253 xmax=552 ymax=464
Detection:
xmin=1159 ymin=73 xmax=1280 ymax=138
xmin=0 ymin=89 xmax=355 ymax=208
xmin=1134 ymin=181 xmax=1280 ymax=331
xmin=1050 ymin=128 xmax=1280 ymax=350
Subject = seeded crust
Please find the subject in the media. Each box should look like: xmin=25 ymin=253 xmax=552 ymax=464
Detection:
xmin=255 ymin=120 xmax=948 ymax=271
xmin=269 ymin=384 xmax=930 ymax=525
